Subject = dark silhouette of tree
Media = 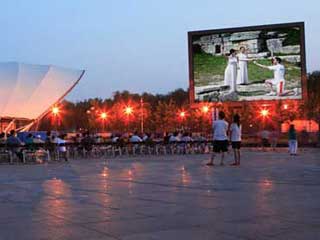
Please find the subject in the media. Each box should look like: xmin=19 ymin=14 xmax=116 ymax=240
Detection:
xmin=154 ymin=100 xmax=178 ymax=133
xmin=36 ymin=82 xmax=319 ymax=143
xmin=305 ymin=71 xmax=320 ymax=142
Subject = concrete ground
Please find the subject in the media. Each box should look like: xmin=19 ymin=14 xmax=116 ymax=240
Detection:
xmin=0 ymin=148 xmax=319 ymax=240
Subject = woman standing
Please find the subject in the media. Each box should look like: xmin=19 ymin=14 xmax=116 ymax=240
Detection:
xmin=230 ymin=114 xmax=241 ymax=166
xmin=237 ymin=47 xmax=250 ymax=85
xmin=224 ymin=49 xmax=238 ymax=93
xmin=288 ymin=124 xmax=298 ymax=156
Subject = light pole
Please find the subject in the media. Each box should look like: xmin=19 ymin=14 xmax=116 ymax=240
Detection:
xmin=179 ymin=111 xmax=186 ymax=131
xmin=140 ymin=97 xmax=144 ymax=134
xmin=124 ymin=106 xmax=133 ymax=132
xmin=100 ymin=112 xmax=107 ymax=132
xmin=260 ymin=109 xmax=269 ymax=124
xmin=201 ymin=105 xmax=210 ymax=135
xmin=52 ymin=106 xmax=59 ymax=131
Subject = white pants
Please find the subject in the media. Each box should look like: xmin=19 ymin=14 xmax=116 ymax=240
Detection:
xmin=288 ymin=140 xmax=298 ymax=154
xmin=266 ymin=79 xmax=285 ymax=95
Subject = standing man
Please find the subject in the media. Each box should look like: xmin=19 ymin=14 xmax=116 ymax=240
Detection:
xmin=260 ymin=129 xmax=270 ymax=151
xmin=288 ymin=124 xmax=298 ymax=156
xmin=207 ymin=111 xmax=229 ymax=166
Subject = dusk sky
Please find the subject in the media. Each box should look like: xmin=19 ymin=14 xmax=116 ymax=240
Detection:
xmin=0 ymin=0 xmax=318 ymax=101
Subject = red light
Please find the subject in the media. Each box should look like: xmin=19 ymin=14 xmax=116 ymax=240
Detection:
xmin=179 ymin=111 xmax=186 ymax=118
xmin=100 ymin=112 xmax=107 ymax=119
xmin=201 ymin=106 xmax=209 ymax=113
xmin=283 ymin=104 xmax=288 ymax=110
xmin=52 ymin=107 xmax=59 ymax=115
xmin=260 ymin=109 xmax=269 ymax=117
xmin=124 ymin=106 xmax=133 ymax=115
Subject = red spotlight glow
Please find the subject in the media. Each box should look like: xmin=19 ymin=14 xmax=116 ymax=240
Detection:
xmin=124 ymin=106 xmax=133 ymax=115
xmin=260 ymin=109 xmax=269 ymax=117
xmin=52 ymin=107 xmax=59 ymax=115
xmin=179 ymin=111 xmax=186 ymax=118
xmin=283 ymin=104 xmax=288 ymax=110
xmin=100 ymin=112 xmax=107 ymax=119
xmin=201 ymin=106 xmax=209 ymax=113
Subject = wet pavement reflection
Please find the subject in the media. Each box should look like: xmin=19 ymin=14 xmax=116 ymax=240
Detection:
xmin=0 ymin=149 xmax=319 ymax=239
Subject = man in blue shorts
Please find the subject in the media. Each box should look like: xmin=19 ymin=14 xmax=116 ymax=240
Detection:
xmin=207 ymin=111 xmax=229 ymax=166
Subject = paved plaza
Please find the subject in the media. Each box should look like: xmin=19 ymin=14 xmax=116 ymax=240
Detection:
xmin=0 ymin=148 xmax=319 ymax=240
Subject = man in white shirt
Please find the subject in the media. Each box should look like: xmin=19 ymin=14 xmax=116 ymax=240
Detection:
xmin=254 ymin=57 xmax=286 ymax=96
xmin=53 ymin=135 xmax=68 ymax=161
xmin=169 ymin=132 xmax=179 ymax=142
xmin=207 ymin=111 xmax=229 ymax=166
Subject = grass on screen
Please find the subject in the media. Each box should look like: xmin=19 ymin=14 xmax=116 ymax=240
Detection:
xmin=194 ymin=53 xmax=301 ymax=86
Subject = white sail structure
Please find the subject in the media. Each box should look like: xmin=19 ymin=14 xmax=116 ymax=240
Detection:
xmin=0 ymin=62 xmax=85 ymax=129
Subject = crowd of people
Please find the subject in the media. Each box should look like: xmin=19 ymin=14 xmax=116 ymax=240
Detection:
xmin=206 ymin=111 xmax=300 ymax=167
xmin=0 ymin=119 xmax=303 ymax=164
xmin=0 ymin=130 xmax=68 ymax=162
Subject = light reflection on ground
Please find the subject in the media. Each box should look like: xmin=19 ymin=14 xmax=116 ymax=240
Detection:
xmin=0 ymin=149 xmax=319 ymax=239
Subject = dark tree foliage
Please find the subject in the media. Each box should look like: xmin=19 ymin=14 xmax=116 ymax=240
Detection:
xmin=282 ymin=28 xmax=300 ymax=46
xmin=37 ymin=76 xmax=319 ymax=137
xmin=305 ymin=71 xmax=320 ymax=142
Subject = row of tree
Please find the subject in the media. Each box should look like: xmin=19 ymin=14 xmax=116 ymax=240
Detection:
xmin=39 ymin=72 xmax=320 ymax=135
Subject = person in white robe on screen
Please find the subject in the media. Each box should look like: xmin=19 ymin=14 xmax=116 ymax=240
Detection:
xmin=236 ymin=47 xmax=251 ymax=85
xmin=224 ymin=49 xmax=238 ymax=93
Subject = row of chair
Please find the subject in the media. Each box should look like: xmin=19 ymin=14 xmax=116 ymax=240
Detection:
xmin=0 ymin=148 xmax=61 ymax=164
xmin=67 ymin=142 xmax=211 ymax=159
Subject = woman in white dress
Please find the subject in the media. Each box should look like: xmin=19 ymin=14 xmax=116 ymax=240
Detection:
xmin=236 ymin=46 xmax=250 ymax=85
xmin=224 ymin=49 xmax=238 ymax=93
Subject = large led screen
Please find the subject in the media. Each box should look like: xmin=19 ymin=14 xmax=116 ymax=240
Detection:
xmin=188 ymin=22 xmax=306 ymax=102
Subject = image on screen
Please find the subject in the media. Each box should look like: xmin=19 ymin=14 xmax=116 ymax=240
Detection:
xmin=189 ymin=23 xmax=305 ymax=102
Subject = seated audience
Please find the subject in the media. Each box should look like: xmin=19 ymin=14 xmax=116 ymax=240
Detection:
xmin=7 ymin=130 xmax=24 ymax=162
xmin=130 ymin=132 xmax=142 ymax=143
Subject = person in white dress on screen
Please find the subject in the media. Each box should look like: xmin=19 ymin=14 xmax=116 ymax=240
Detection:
xmin=236 ymin=47 xmax=251 ymax=85
xmin=224 ymin=49 xmax=238 ymax=93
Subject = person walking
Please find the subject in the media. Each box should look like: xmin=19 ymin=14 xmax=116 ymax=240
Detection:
xmin=230 ymin=114 xmax=241 ymax=166
xmin=207 ymin=111 xmax=229 ymax=166
xmin=288 ymin=124 xmax=298 ymax=156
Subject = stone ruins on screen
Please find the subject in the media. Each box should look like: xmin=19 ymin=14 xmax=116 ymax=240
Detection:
xmin=193 ymin=29 xmax=301 ymax=63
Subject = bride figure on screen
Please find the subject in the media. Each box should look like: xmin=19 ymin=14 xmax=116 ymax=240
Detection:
xmin=224 ymin=49 xmax=238 ymax=93
xmin=237 ymin=46 xmax=251 ymax=85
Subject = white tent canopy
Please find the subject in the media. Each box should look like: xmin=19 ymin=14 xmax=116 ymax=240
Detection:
xmin=0 ymin=62 xmax=84 ymax=120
